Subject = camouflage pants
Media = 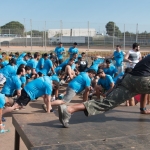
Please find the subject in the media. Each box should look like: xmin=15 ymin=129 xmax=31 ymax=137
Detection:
xmin=83 ymin=74 xmax=150 ymax=116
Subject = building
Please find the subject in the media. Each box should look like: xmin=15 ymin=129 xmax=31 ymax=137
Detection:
xmin=48 ymin=28 xmax=96 ymax=38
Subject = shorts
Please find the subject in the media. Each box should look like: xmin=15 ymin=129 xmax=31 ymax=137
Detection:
xmin=16 ymin=89 xmax=31 ymax=106
xmin=63 ymin=87 xmax=76 ymax=103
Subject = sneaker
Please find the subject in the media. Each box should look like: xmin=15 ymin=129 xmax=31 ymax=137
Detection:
xmin=58 ymin=94 xmax=64 ymax=100
xmin=60 ymin=80 xmax=65 ymax=85
xmin=58 ymin=104 xmax=71 ymax=128
xmin=51 ymin=96 xmax=55 ymax=102
xmin=0 ymin=129 xmax=9 ymax=134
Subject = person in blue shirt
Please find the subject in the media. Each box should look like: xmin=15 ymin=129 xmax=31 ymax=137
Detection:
xmin=39 ymin=53 xmax=55 ymax=76
xmin=59 ymin=58 xmax=76 ymax=85
xmin=51 ymin=69 xmax=96 ymax=107
xmin=27 ymin=52 xmax=40 ymax=79
xmin=68 ymin=42 xmax=78 ymax=58
xmin=16 ymin=54 xmax=30 ymax=68
xmin=14 ymin=52 xmax=19 ymax=60
xmin=2 ymin=76 xmax=59 ymax=115
xmin=95 ymin=69 xmax=114 ymax=98
xmin=17 ymin=52 xmax=26 ymax=61
xmin=19 ymin=65 xmax=32 ymax=88
xmin=103 ymin=59 xmax=118 ymax=78
xmin=54 ymin=42 xmax=65 ymax=64
xmin=0 ymin=58 xmax=18 ymax=79
xmin=1 ymin=67 xmax=26 ymax=98
xmin=112 ymin=45 xmax=125 ymax=74
xmin=36 ymin=54 xmax=44 ymax=76
xmin=88 ymin=56 xmax=105 ymax=73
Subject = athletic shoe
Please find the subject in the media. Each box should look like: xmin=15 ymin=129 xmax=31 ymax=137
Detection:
xmin=58 ymin=94 xmax=64 ymax=100
xmin=58 ymin=104 xmax=71 ymax=128
xmin=60 ymin=80 xmax=65 ymax=86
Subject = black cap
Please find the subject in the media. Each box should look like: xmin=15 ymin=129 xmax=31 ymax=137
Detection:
xmin=74 ymin=42 xmax=77 ymax=45
xmin=59 ymin=42 xmax=62 ymax=45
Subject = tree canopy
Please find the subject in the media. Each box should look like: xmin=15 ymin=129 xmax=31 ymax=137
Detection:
xmin=1 ymin=21 xmax=24 ymax=36
xmin=105 ymin=21 xmax=121 ymax=36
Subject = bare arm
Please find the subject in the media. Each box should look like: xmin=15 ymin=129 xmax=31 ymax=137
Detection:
xmin=105 ymin=82 xmax=114 ymax=96
xmin=124 ymin=51 xmax=132 ymax=62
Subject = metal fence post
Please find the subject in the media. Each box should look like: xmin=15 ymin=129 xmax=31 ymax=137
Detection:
xmin=45 ymin=21 xmax=46 ymax=51
xmin=113 ymin=23 xmax=115 ymax=50
xmin=136 ymin=23 xmax=138 ymax=43
xmin=88 ymin=21 xmax=89 ymax=50
xmin=24 ymin=18 xmax=27 ymax=47
xmin=0 ymin=24 xmax=1 ymax=48
xmin=30 ymin=19 xmax=32 ymax=51
xmin=60 ymin=20 xmax=63 ymax=42
xmin=124 ymin=24 xmax=125 ymax=51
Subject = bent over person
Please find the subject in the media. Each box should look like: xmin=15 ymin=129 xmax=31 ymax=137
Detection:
xmin=2 ymin=76 xmax=59 ymax=116
xmin=58 ymin=54 xmax=150 ymax=128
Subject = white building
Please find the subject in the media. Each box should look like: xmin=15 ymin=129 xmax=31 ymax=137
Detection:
xmin=48 ymin=28 xmax=96 ymax=38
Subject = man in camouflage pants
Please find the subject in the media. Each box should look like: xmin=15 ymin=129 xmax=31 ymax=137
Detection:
xmin=58 ymin=52 xmax=150 ymax=128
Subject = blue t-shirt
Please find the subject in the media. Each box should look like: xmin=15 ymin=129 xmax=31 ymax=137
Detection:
xmin=92 ymin=58 xmax=104 ymax=65
xmin=40 ymin=59 xmax=53 ymax=75
xmin=113 ymin=72 xmax=124 ymax=84
xmin=49 ymin=75 xmax=60 ymax=82
xmin=1 ymin=75 xmax=22 ymax=96
xmin=103 ymin=65 xmax=118 ymax=78
xmin=98 ymin=75 xmax=114 ymax=91
xmin=17 ymin=52 xmax=26 ymax=61
xmin=55 ymin=46 xmax=65 ymax=59
xmin=16 ymin=59 xmax=27 ymax=68
xmin=0 ymin=93 xmax=5 ymax=108
xmin=0 ymin=65 xmax=18 ymax=78
xmin=20 ymin=76 xmax=26 ymax=85
xmin=68 ymin=47 xmax=78 ymax=58
xmin=113 ymin=51 xmax=124 ymax=67
xmin=27 ymin=59 xmax=38 ymax=69
xmin=2 ymin=60 xmax=9 ymax=66
xmin=89 ymin=64 xmax=99 ymax=73
xmin=36 ymin=57 xmax=44 ymax=72
xmin=24 ymin=76 xmax=53 ymax=100
xmin=54 ymin=66 xmax=62 ymax=75
xmin=68 ymin=72 xmax=91 ymax=93
xmin=59 ymin=59 xmax=69 ymax=68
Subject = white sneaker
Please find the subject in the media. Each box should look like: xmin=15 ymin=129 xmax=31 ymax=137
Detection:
xmin=60 ymin=80 xmax=65 ymax=85
xmin=51 ymin=96 xmax=55 ymax=102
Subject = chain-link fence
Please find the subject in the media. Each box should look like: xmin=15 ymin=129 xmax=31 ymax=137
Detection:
xmin=0 ymin=20 xmax=150 ymax=52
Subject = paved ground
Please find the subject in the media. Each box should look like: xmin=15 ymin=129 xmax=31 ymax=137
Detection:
xmin=1 ymin=89 xmax=150 ymax=150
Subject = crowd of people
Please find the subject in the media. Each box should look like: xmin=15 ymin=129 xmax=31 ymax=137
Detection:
xmin=0 ymin=42 xmax=149 ymax=132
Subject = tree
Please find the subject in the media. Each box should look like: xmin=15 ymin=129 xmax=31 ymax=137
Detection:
xmin=105 ymin=21 xmax=121 ymax=37
xmin=1 ymin=21 xmax=24 ymax=36
xmin=27 ymin=30 xmax=43 ymax=37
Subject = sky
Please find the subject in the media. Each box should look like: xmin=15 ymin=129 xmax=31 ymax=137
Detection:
xmin=0 ymin=0 xmax=150 ymax=33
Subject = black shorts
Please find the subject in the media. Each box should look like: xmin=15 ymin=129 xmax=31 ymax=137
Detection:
xmin=16 ymin=89 xmax=31 ymax=106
